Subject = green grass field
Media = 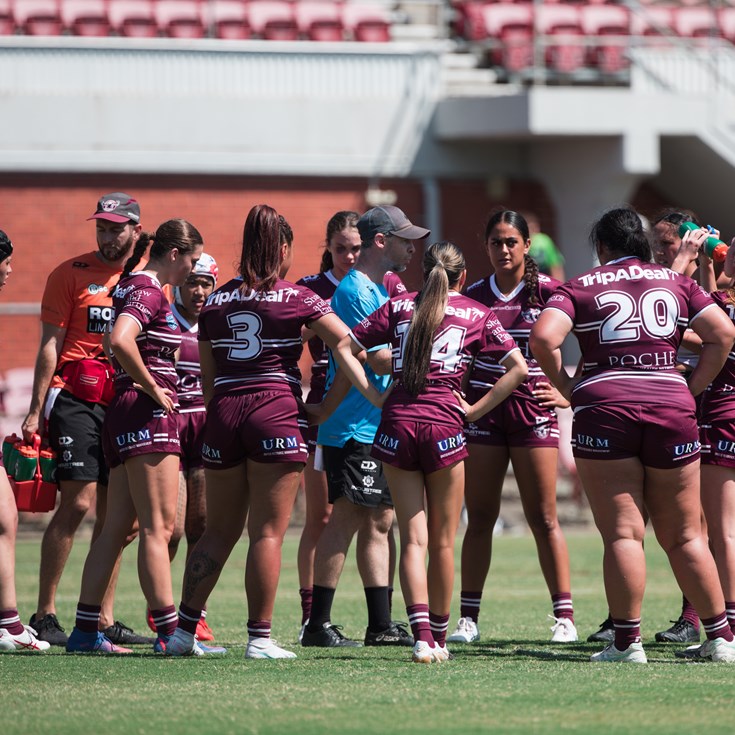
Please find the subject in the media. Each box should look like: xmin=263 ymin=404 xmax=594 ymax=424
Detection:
xmin=2 ymin=528 xmax=732 ymax=735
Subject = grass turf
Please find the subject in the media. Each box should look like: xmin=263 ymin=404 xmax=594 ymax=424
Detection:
xmin=2 ymin=528 xmax=732 ymax=734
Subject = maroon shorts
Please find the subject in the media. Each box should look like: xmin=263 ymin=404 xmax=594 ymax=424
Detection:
xmin=700 ymin=418 xmax=735 ymax=468
xmin=177 ymin=410 xmax=206 ymax=472
xmin=464 ymin=389 xmax=559 ymax=449
xmin=572 ymin=402 xmax=700 ymax=469
xmin=372 ymin=420 xmax=467 ymax=474
xmin=201 ymin=390 xmax=308 ymax=469
xmin=102 ymin=390 xmax=180 ymax=468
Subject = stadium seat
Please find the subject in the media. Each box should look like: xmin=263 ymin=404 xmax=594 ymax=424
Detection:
xmin=630 ymin=6 xmax=675 ymax=39
xmin=0 ymin=0 xmax=14 ymax=34
xmin=720 ymin=7 xmax=735 ymax=46
xmin=451 ymin=0 xmax=490 ymax=41
xmin=108 ymin=0 xmax=157 ymax=37
xmin=580 ymin=4 xmax=629 ymax=74
xmin=248 ymin=0 xmax=298 ymax=41
xmin=671 ymin=6 xmax=720 ymax=40
xmin=61 ymin=0 xmax=110 ymax=36
xmin=295 ymin=1 xmax=343 ymax=42
xmin=201 ymin=0 xmax=251 ymax=40
xmin=535 ymin=4 xmax=585 ymax=74
xmin=482 ymin=3 xmax=533 ymax=72
xmin=155 ymin=0 xmax=205 ymax=38
xmin=13 ymin=0 xmax=64 ymax=36
xmin=342 ymin=3 xmax=391 ymax=42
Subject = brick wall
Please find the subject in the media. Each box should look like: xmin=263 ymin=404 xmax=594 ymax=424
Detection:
xmin=1 ymin=172 xmax=569 ymax=375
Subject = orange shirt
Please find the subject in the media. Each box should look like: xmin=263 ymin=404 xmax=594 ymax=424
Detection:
xmin=41 ymin=251 xmax=124 ymax=390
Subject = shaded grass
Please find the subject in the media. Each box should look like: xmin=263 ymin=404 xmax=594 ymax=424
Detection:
xmin=2 ymin=529 xmax=732 ymax=734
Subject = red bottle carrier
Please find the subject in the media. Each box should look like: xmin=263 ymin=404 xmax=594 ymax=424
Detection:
xmin=8 ymin=434 xmax=58 ymax=513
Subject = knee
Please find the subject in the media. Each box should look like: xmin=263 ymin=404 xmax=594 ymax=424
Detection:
xmin=465 ymin=506 xmax=500 ymax=535
xmin=185 ymin=517 xmax=206 ymax=546
xmin=57 ymin=492 xmax=94 ymax=521
xmin=525 ymin=510 xmax=559 ymax=537
xmin=371 ymin=508 xmax=394 ymax=537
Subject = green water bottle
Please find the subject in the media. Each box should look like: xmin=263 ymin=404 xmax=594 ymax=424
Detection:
xmin=14 ymin=445 xmax=38 ymax=482
xmin=2 ymin=433 xmax=22 ymax=476
xmin=39 ymin=448 xmax=57 ymax=483
xmin=678 ymin=222 xmax=729 ymax=262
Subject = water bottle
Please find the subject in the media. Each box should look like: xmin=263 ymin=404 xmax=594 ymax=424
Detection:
xmin=39 ymin=448 xmax=57 ymax=483
xmin=2 ymin=433 xmax=22 ymax=476
xmin=14 ymin=445 xmax=39 ymax=482
xmin=678 ymin=222 xmax=728 ymax=262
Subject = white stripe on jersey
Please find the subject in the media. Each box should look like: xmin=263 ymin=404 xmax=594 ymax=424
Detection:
xmin=573 ymin=370 xmax=687 ymax=394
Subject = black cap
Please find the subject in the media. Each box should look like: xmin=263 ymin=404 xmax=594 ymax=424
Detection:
xmin=357 ymin=206 xmax=430 ymax=244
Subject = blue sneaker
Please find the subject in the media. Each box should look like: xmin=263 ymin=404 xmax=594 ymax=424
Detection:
xmin=66 ymin=628 xmax=132 ymax=654
xmin=195 ymin=640 xmax=227 ymax=655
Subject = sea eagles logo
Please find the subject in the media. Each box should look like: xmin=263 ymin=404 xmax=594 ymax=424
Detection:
xmin=87 ymin=284 xmax=109 ymax=295
xmin=101 ymin=199 xmax=120 ymax=212
xmin=521 ymin=307 xmax=541 ymax=324
xmin=533 ymin=423 xmax=551 ymax=439
xmin=166 ymin=313 xmax=178 ymax=330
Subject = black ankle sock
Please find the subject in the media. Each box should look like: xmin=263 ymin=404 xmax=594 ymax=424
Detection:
xmin=365 ymin=586 xmax=391 ymax=632
xmin=307 ymin=585 xmax=336 ymax=632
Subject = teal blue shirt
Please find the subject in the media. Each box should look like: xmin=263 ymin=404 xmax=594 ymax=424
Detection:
xmin=317 ymin=269 xmax=391 ymax=448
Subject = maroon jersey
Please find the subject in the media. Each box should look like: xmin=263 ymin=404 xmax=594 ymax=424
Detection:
xmin=700 ymin=290 xmax=735 ymax=421
xmin=110 ymin=272 xmax=181 ymax=393
xmin=296 ymin=269 xmax=406 ymax=398
xmin=545 ymin=256 xmax=716 ymax=405
xmin=171 ymin=304 xmax=204 ymax=413
xmin=199 ymin=277 xmax=332 ymax=397
xmin=464 ymin=272 xmax=560 ymax=400
xmin=351 ymin=291 xmax=519 ymax=426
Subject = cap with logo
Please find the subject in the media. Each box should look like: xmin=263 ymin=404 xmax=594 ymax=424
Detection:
xmin=0 ymin=229 xmax=13 ymax=263
xmin=88 ymin=193 xmax=141 ymax=224
xmin=357 ymin=205 xmax=430 ymax=244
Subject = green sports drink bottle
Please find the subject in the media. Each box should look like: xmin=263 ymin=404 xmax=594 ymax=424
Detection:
xmin=678 ymin=222 xmax=728 ymax=262
xmin=14 ymin=445 xmax=38 ymax=482
xmin=2 ymin=434 xmax=22 ymax=476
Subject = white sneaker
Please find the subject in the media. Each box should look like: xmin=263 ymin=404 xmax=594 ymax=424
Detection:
xmin=433 ymin=644 xmax=453 ymax=662
xmin=412 ymin=640 xmax=437 ymax=664
xmin=549 ymin=616 xmax=579 ymax=643
xmin=246 ymin=637 xmax=297 ymax=659
xmin=676 ymin=637 xmax=735 ymax=662
xmin=0 ymin=626 xmax=50 ymax=652
xmin=590 ymin=642 xmax=647 ymax=663
xmin=446 ymin=617 xmax=480 ymax=644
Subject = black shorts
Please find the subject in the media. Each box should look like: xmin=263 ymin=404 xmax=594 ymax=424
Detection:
xmin=323 ymin=439 xmax=392 ymax=508
xmin=48 ymin=389 xmax=109 ymax=485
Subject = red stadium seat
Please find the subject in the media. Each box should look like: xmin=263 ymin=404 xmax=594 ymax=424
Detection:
xmin=201 ymin=0 xmax=251 ymax=40
xmin=342 ymin=3 xmax=391 ymax=42
xmin=671 ymin=6 xmax=720 ymax=40
xmin=720 ymin=7 xmax=735 ymax=46
xmin=630 ymin=6 xmax=675 ymax=38
xmin=108 ymin=0 xmax=157 ymax=37
xmin=482 ymin=3 xmax=533 ymax=71
xmin=580 ymin=4 xmax=629 ymax=73
xmin=535 ymin=4 xmax=585 ymax=74
xmin=0 ymin=0 xmax=14 ymax=34
xmin=13 ymin=0 xmax=64 ymax=35
xmin=61 ymin=0 xmax=110 ymax=36
xmin=295 ymin=1 xmax=343 ymax=42
xmin=155 ymin=0 xmax=205 ymax=38
xmin=452 ymin=0 xmax=489 ymax=41
xmin=248 ymin=0 xmax=298 ymax=41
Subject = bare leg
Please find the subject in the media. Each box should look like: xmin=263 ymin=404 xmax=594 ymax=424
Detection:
xmin=701 ymin=466 xmax=735 ymax=602
xmin=36 ymin=479 xmax=96 ymax=617
xmin=510 ymin=446 xmax=571 ymax=595
xmin=245 ymin=460 xmax=303 ymax=622
xmin=355 ymin=505 xmax=393 ymax=588
xmin=125 ymin=454 xmax=179 ymax=610
xmin=168 ymin=471 xmax=188 ymax=562
xmin=312 ymin=499 xmax=365 ymax=588
xmin=459 ymin=445 xmax=507 ymax=592
xmin=0 ymin=467 xmax=18 ymax=611
xmin=297 ymin=454 xmax=330 ymax=590
xmin=181 ymin=464 xmax=248 ymax=610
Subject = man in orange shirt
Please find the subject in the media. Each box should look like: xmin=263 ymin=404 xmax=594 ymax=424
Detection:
xmin=21 ymin=193 xmax=153 ymax=647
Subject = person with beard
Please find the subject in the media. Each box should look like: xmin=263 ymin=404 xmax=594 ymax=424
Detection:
xmin=20 ymin=193 xmax=153 ymax=648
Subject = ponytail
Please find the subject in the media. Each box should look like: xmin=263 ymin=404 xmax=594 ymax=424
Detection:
xmin=116 ymin=234 xmax=149 ymax=289
xmin=401 ymin=242 xmax=466 ymax=397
